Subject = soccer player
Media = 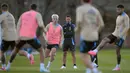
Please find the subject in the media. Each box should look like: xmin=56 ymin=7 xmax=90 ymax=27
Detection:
xmin=5 ymin=4 xmax=48 ymax=72
xmin=60 ymin=15 xmax=77 ymax=69
xmin=88 ymin=5 xmax=130 ymax=71
xmin=0 ymin=3 xmax=34 ymax=70
xmin=45 ymin=14 xmax=64 ymax=72
xmin=75 ymin=0 xmax=104 ymax=73
xmin=0 ymin=3 xmax=36 ymax=70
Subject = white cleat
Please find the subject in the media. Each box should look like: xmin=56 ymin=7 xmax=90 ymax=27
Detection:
xmin=112 ymin=67 xmax=120 ymax=71
xmin=46 ymin=67 xmax=50 ymax=72
xmin=92 ymin=63 xmax=98 ymax=68
xmin=40 ymin=67 xmax=50 ymax=72
xmin=73 ymin=66 xmax=78 ymax=69
xmin=60 ymin=66 xmax=66 ymax=69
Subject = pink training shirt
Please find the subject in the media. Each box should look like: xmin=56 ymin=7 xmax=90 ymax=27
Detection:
xmin=19 ymin=10 xmax=38 ymax=38
xmin=47 ymin=22 xmax=62 ymax=44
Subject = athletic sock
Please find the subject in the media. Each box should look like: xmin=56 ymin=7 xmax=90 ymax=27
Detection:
xmin=74 ymin=64 xmax=76 ymax=66
xmin=40 ymin=63 xmax=45 ymax=68
xmin=47 ymin=61 xmax=51 ymax=68
xmin=116 ymin=64 xmax=120 ymax=68
xmin=93 ymin=49 xmax=98 ymax=53
xmin=63 ymin=64 xmax=66 ymax=66
xmin=27 ymin=53 xmax=31 ymax=59
xmin=117 ymin=55 xmax=121 ymax=65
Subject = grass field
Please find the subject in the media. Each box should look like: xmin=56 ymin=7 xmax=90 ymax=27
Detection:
xmin=0 ymin=49 xmax=130 ymax=73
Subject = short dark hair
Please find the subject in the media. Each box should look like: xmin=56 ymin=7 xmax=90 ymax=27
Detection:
xmin=83 ymin=0 xmax=91 ymax=3
xmin=30 ymin=4 xmax=37 ymax=10
xmin=1 ymin=3 xmax=9 ymax=11
xmin=66 ymin=15 xmax=71 ymax=18
xmin=117 ymin=4 xmax=124 ymax=8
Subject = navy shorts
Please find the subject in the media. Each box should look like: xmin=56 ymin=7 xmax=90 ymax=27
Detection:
xmin=115 ymin=38 xmax=124 ymax=48
xmin=63 ymin=38 xmax=75 ymax=52
xmin=80 ymin=40 xmax=98 ymax=53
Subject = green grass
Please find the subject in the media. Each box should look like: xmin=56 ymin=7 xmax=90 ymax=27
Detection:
xmin=0 ymin=49 xmax=130 ymax=73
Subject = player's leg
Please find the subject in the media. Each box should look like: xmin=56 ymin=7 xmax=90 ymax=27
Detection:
xmin=91 ymin=55 xmax=98 ymax=68
xmin=45 ymin=45 xmax=51 ymax=58
xmin=28 ymin=39 xmax=48 ymax=72
xmin=18 ymin=49 xmax=35 ymax=65
xmin=1 ymin=40 xmax=9 ymax=70
xmin=70 ymin=45 xmax=77 ymax=69
xmin=6 ymin=41 xmax=26 ymax=71
xmin=18 ymin=50 xmax=28 ymax=57
xmin=61 ymin=42 xmax=68 ymax=69
xmin=46 ymin=45 xmax=58 ymax=71
xmin=88 ymin=34 xmax=115 ymax=56
xmin=113 ymin=38 xmax=124 ymax=71
xmin=91 ymin=41 xmax=98 ymax=68
xmin=80 ymin=41 xmax=100 ymax=73
xmin=19 ymin=46 xmax=35 ymax=64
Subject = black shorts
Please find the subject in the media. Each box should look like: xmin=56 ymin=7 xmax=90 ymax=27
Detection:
xmin=47 ymin=44 xmax=59 ymax=50
xmin=63 ymin=38 xmax=75 ymax=52
xmin=1 ymin=40 xmax=16 ymax=52
xmin=107 ymin=34 xmax=117 ymax=44
xmin=16 ymin=38 xmax=41 ymax=50
xmin=107 ymin=34 xmax=124 ymax=48
xmin=80 ymin=40 xmax=98 ymax=53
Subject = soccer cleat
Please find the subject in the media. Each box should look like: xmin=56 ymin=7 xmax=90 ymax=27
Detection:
xmin=88 ymin=50 xmax=97 ymax=56
xmin=5 ymin=64 xmax=10 ymax=71
xmin=29 ymin=54 xmax=35 ymax=65
xmin=92 ymin=63 xmax=98 ymax=68
xmin=0 ymin=67 xmax=6 ymax=71
xmin=40 ymin=67 xmax=50 ymax=72
xmin=46 ymin=67 xmax=50 ymax=72
xmin=73 ymin=66 xmax=78 ymax=69
xmin=112 ymin=66 xmax=120 ymax=71
xmin=60 ymin=66 xmax=66 ymax=69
